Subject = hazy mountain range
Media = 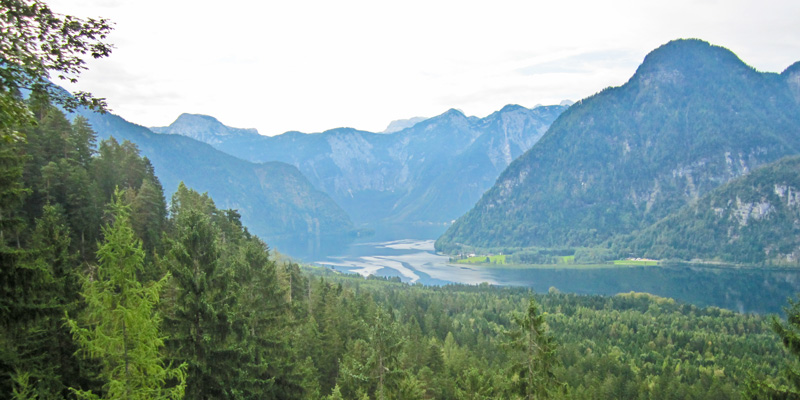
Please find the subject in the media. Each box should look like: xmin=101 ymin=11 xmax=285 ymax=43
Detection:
xmin=382 ymin=116 xmax=428 ymax=134
xmin=152 ymin=104 xmax=567 ymax=225
xmin=73 ymin=98 xmax=566 ymax=257
xmin=73 ymin=109 xmax=354 ymax=256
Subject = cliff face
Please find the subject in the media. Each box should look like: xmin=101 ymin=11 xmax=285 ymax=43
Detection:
xmin=615 ymin=156 xmax=800 ymax=265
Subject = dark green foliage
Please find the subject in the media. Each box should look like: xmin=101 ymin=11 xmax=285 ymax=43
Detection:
xmin=295 ymin=275 xmax=784 ymax=399
xmin=0 ymin=123 xmax=29 ymax=246
xmin=69 ymin=116 xmax=97 ymax=169
xmin=163 ymin=183 xmax=305 ymax=399
xmin=67 ymin=192 xmax=186 ymax=400
xmin=22 ymin=205 xmax=84 ymax=397
xmin=746 ymin=297 xmax=800 ymax=399
xmin=229 ymin=237 xmax=302 ymax=399
xmin=337 ymin=307 xmax=405 ymax=399
xmin=92 ymin=138 xmax=150 ymax=203
xmin=2 ymin=205 xmax=83 ymax=399
xmin=18 ymin=101 xmax=106 ymax=259
xmin=506 ymin=299 xmax=560 ymax=399
xmin=1 ymin=92 xmax=172 ymax=398
xmin=0 ymin=98 xmax=107 ymax=398
xmin=130 ymin=176 xmax=167 ymax=258
xmin=163 ymin=188 xmax=234 ymax=399
xmin=439 ymin=39 xmax=800 ymax=253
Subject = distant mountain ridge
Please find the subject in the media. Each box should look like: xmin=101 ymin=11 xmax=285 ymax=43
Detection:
xmin=151 ymin=113 xmax=260 ymax=145
xmin=382 ymin=116 xmax=427 ymax=133
xmin=73 ymin=109 xmax=353 ymax=257
xmin=157 ymin=104 xmax=567 ymax=225
xmin=437 ymin=39 xmax=800 ymax=253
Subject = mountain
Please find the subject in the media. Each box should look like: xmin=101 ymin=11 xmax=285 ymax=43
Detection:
xmin=382 ymin=116 xmax=427 ymax=133
xmin=612 ymin=155 xmax=800 ymax=265
xmin=437 ymin=39 xmax=800 ymax=252
xmin=150 ymin=113 xmax=260 ymax=145
xmin=74 ymin=109 xmax=354 ymax=257
xmin=157 ymin=104 xmax=567 ymax=225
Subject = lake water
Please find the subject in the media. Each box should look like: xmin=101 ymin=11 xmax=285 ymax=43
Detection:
xmin=314 ymin=236 xmax=800 ymax=315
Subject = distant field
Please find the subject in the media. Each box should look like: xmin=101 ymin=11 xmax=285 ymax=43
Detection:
xmin=454 ymin=262 xmax=647 ymax=270
xmin=456 ymin=254 xmax=507 ymax=264
xmin=613 ymin=259 xmax=659 ymax=266
xmin=452 ymin=255 xmax=658 ymax=269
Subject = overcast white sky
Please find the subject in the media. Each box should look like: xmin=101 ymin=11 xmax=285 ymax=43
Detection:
xmin=49 ymin=0 xmax=800 ymax=136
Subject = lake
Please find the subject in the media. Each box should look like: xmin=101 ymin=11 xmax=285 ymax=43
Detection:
xmin=314 ymin=234 xmax=800 ymax=315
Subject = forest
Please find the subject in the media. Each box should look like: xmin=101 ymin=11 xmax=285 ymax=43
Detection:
xmin=0 ymin=91 xmax=798 ymax=399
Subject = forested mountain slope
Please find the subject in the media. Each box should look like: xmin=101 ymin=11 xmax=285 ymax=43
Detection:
xmin=438 ymin=39 xmax=800 ymax=251
xmin=75 ymin=108 xmax=353 ymax=254
xmin=155 ymin=104 xmax=567 ymax=224
xmin=611 ymin=155 xmax=800 ymax=264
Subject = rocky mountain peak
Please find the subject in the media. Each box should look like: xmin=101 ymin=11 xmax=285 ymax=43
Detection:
xmin=383 ymin=116 xmax=428 ymax=134
xmin=784 ymin=61 xmax=800 ymax=102
xmin=151 ymin=113 xmax=259 ymax=145
xmin=439 ymin=108 xmax=467 ymax=120
xmin=498 ymin=104 xmax=526 ymax=113
xmin=783 ymin=61 xmax=800 ymax=77
xmin=631 ymin=39 xmax=753 ymax=88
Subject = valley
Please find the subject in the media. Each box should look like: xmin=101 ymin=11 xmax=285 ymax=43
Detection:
xmin=318 ymin=233 xmax=800 ymax=315
xmin=76 ymin=39 xmax=800 ymax=290
xmin=5 ymin=2 xmax=800 ymax=395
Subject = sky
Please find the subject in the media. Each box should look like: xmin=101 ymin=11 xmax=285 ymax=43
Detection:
xmin=49 ymin=0 xmax=800 ymax=136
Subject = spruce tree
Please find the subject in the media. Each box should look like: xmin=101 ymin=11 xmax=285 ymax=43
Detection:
xmin=506 ymin=298 xmax=560 ymax=400
xmin=2 ymin=205 xmax=79 ymax=399
xmin=746 ymin=297 xmax=800 ymax=399
xmin=131 ymin=177 xmax=167 ymax=258
xmin=70 ymin=116 xmax=97 ymax=169
xmin=67 ymin=190 xmax=185 ymax=400
xmin=163 ymin=195 xmax=235 ymax=399
xmin=231 ymin=236 xmax=304 ymax=399
xmin=337 ymin=307 xmax=404 ymax=400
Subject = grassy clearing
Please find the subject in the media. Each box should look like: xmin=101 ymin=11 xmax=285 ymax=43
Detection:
xmin=450 ymin=253 xmax=658 ymax=269
xmin=453 ymin=262 xmax=646 ymax=270
xmin=557 ymin=255 xmax=575 ymax=264
xmin=456 ymin=254 xmax=507 ymax=264
xmin=613 ymin=259 xmax=659 ymax=266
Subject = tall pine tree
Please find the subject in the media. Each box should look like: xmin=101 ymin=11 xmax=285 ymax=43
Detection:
xmin=163 ymin=187 xmax=235 ymax=399
xmin=506 ymin=298 xmax=561 ymax=400
xmin=67 ymin=190 xmax=185 ymax=400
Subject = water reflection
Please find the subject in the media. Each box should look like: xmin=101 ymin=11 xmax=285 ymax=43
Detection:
xmin=315 ymin=238 xmax=800 ymax=315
